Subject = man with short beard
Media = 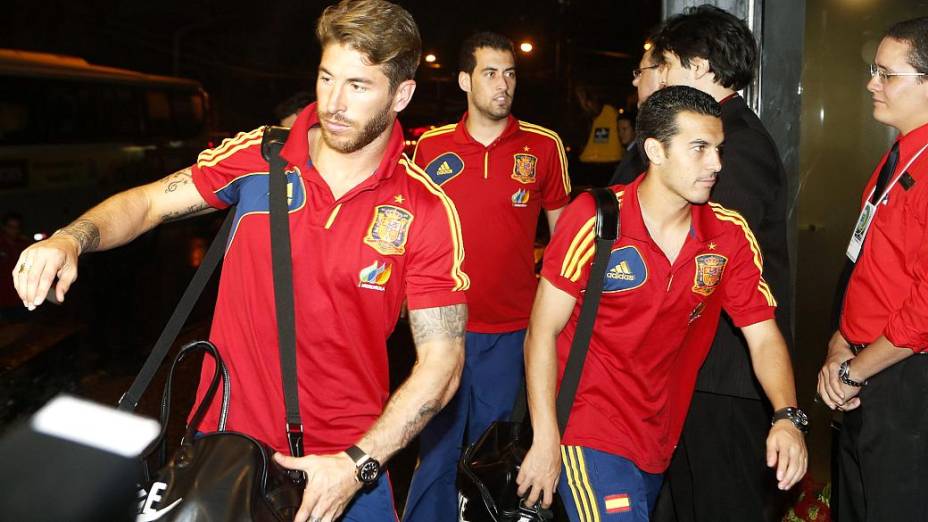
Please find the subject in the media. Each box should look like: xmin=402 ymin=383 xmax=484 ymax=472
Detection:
xmin=13 ymin=1 xmax=468 ymax=521
xmin=403 ymin=31 xmax=570 ymax=522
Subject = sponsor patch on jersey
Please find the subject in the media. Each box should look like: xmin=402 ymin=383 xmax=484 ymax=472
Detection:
xmin=423 ymin=152 xmax=464 ymax=186
xmin=511 ymin=153 xmax=537 ymax=184
xmin=604 ymin=493 xmax=631 ymax=513
xmin=603 ymin=246 xmax=648 ymax=292
xmin=692 ymin=253 xmax=728 ymax=296
xmin=511 ymin=188 xmax=529 ymax=207
xmin=363 ymin=205 xmax=414 ymax=256
xmin=359 ymin=261 xmax=392 ymax=291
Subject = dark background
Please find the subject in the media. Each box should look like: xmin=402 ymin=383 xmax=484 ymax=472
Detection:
xmin=2 ymin=0 xmax=661 ymax=135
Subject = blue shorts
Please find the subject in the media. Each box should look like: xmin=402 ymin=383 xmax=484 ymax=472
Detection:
xmin=558 ymin=446 xmax=663 ymax=522
xmin=403 ymin=330 xmax=526 ymax=522
xmin=339 ymin=472 xmax=398 ymax=522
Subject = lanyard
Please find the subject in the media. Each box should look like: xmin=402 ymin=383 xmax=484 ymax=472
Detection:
xmin=864 ymin=142 xmax=928 ymax=205
xmin=847 ymin=142 xmax=928 ymax=262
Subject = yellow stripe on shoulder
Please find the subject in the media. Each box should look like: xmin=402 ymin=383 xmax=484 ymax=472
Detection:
xmin=400 ymin=156 xmax=470 ymax=291
xmin=518 ymin=121 xmax=571 ymax=195
xmin=412 ymin=124 xmax=457 ymax=162
xmin=708 ymin=202 xmax=775 ymax=306
xmin=561 ymin=217 xmax=596 ymax=282
xmin=197 ymin=127 xmax=264 ymax=168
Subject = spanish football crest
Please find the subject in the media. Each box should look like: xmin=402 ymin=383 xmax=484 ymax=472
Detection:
xmin=511 ymin=153 xmax=538 ymax=184
xmin=363 ymin=205 xmax=414 ymax=256
xmin=603 ymin=246 xmax=648 ymax=293
xmin=692 ymin=254 xmax=728 ymax=296
xmin=424 ymin=152 xmax=465 ymax=186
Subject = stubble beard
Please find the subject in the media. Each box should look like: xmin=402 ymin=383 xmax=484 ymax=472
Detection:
xmin=320 ymin=102 xmax=394 ymax=154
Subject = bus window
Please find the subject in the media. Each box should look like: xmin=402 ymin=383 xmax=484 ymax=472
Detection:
xmin=145 ymin=89 xmax=172 ymax=138
xmin=171 ymin=91 xmax=206 ymax=139
xmin=0 ymin=77 xmax=45 ymax=145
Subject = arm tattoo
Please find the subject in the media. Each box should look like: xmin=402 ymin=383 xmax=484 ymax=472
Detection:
xmin=399 ymin=401 xmax=439 ymax=447
xmin=162 ymin=167 xmax=193 ymax=193
xmin=57 ymin=219 xmax=100 ymax=253
xmin=161 ymin=202 xmax=210 ymax=223
xmin=408 ymin=304 xmax=467 ymax=346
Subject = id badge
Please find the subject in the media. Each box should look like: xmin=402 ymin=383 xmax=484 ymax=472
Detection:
xmin=846 ymin=202 xmax=876 ymax=262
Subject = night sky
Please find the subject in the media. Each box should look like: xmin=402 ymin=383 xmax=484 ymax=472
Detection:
xmin=3 ymin=0 xmax=660 ymax=139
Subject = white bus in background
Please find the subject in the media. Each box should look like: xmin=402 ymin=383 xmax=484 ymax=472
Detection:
xmin=0 ymin=49 xmax=210 ymax=236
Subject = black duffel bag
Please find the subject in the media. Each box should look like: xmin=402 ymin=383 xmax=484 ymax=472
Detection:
xmin=457 ymin=187 xmax=620 ymax=522
xmin=125 ymin=127 xmax=307 ymax=521
xmin=136 ymin=341 xmax=303 ymax=522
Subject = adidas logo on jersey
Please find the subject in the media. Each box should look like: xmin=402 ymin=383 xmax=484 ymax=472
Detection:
xmin=436 ymin=161 xmax=453 ymax=175
xmin=607 ymin=261 xmax=636 ymax=281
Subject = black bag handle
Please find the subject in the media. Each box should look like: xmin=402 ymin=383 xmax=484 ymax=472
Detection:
xmin=118 ymin=208 xmax=235 ymax=412
xmin=261 ymin=125 xmax=305 ymax=460
xmin=509 ymin=188 xmax=619 ymax=431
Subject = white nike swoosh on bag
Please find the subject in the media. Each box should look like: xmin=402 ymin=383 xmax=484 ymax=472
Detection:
xmin=136 ymin=498 xmax=182 ymax=521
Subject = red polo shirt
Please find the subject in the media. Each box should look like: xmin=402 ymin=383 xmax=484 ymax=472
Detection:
xmin=541 ymin=176 xmax=776 ymax=473
xmin=188 ymin=103 xmax=468 ymax=454
xmin=413 ymin=114 xmax=570 ymax=332
xmin=841 ymin=121 xmax=928 ymax=351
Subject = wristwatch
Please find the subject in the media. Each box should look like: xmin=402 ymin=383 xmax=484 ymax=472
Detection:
xmin=838 ymin=359 xmax=869 ymax=388
xmin=345 ymin=445 xmax=381 ymax=486
xmin=771 ymin=407 xmax=809 ymax=434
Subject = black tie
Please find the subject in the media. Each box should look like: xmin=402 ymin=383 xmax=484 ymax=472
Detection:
xmin=869 ymin=140 xmax=900 ymax=204
xmin=830 ymin=141 xmax=900 ymax=329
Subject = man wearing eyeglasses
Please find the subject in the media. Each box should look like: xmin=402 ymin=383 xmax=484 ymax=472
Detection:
xmin=646 ymin=6 xmax=799 ymax=521
xmin=817 ymin=16 xmax=928 ymax=521
xmin=611 ymin=46 xmax=663 ymax=186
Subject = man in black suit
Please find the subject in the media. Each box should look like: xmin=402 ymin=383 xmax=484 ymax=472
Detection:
xmin=611 ymin=46 xmax=663 ymax=186
xmin=649 ymin=6 xmax=799 ymax=521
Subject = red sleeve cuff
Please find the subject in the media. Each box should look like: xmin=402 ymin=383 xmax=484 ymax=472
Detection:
xmin=191 ymin=164 xmax=230 ymax=209
xmin=406 ymin=290 xmax=467 ymax=311
xmin=730 ymin=306 xmax=776 ymax=329
xmin=884 ymin=319 xmax=928 ymax=352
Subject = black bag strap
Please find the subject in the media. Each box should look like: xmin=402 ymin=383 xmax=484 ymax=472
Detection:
xmin=261 ymin=125 xmax=304 ymax=458
xmin=554 ymin=187 xmax=620 ymax=434
xmin=509 ymin=188 xmax=619 ymax=429
xmin=117 ymin=209 xmax=235 ymax=412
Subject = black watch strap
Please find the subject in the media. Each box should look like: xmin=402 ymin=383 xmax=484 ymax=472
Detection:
xmin=345 ymin=445 xmax=368 ymax=463
xmin=839 ymin=359 xmax=868 ymax=387
xmin=772 ymin=407 xmax=809 ymax=433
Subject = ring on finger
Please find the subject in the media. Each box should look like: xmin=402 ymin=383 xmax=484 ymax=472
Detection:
xmin=17 ymin=262 xmax=30 ymax=274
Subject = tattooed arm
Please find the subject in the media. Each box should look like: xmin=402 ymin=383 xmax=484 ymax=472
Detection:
xmin=357 ymin=303 xmax=467 ymax=459
xmin=273 ymin=303 xmax=466 ymax=522
xmin=12 ymin=167 xmax=212 ymax=308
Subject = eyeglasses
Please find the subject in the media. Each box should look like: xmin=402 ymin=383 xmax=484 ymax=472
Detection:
xmin=632 ymin=64 xmax=660 ymax=79
xmin=869 ymin=63 xmax=926 ymax=82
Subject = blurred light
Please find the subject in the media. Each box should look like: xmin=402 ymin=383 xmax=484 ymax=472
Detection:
xmin=33 ymin=233 xmax=47 ymax=241
xmin=519 ymin=42 xmax=534 ymax=54
xmin=424 ymin=54 xmax=437 ymax=63
xmin=643 ymin=42 xmax=653 ymax=51
xmin=618 ymin=108 xmax=625 ymax=114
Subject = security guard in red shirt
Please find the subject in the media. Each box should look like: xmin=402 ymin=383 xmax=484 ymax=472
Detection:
xmin=818 ymin=16 xmax=928 ymax=521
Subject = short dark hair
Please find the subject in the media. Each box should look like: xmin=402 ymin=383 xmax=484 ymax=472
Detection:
xmin=652 ymin=5 xmax=757 ymax=91
xmin=458 ymin=31 xmax=515 ymax=74
xmin=885 ymin=17 xmax=928 ymax=80
xmin=636 ymin=85 xmax=721 ymax=160
xmin=273 ymin=91 xmax=315 ymax=121
xmin=316 ymin=0 xmax=421 ymax=90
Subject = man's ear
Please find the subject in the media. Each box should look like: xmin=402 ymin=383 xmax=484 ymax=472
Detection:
xmin=458 ymin=71 xmax=472 ymax=94
xmin=643 ymin=137 xmax=666 ymax=165
xmin=692 ymin=57 xmax=712 ymax=81
xmin=392 ymin=79 xmax=417 ymax=113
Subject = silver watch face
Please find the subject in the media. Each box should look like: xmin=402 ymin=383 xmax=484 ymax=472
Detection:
xmin=358 ymin=459 xmax=380 ymax=484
